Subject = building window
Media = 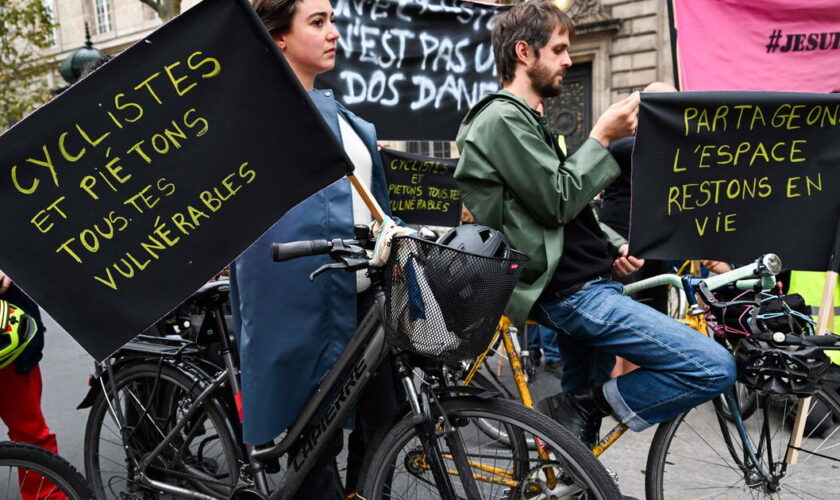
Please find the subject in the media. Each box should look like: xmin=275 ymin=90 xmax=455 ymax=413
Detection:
xmin=93 ymin=0 xmax=111 ymax=34
xmin=406 ymin=141 xmax=452 ymax=158
xmin=44 ymin=0 xmax=58 ymax=46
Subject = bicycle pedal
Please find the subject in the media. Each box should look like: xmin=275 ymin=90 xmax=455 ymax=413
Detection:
xmin=605 ymin=467 xmax=620 ymax=485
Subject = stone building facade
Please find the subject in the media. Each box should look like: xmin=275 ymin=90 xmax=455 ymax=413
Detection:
xmin=42 ymin=0 xmax=674 ymax=149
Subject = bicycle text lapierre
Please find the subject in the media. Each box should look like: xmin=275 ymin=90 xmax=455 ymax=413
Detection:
xmin=292 ymin=356 xmax=368 ymax=471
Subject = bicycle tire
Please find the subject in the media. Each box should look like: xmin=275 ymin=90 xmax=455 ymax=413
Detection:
xmin=83 ymin=361 xmax=243 ymax=499
xmin=361 ymin=395 xmax=621 ymax=499
xmin=646 ymin=388 xmax=840 ymax=499
xmin=0 ymin=441 xmax=93 ymax=499
xmin=466 ymin=369 xmax=520 ymax=446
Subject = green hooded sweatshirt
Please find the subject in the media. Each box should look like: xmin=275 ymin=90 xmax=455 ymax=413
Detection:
xmin=455 ymin=90 xmax=625 ymax=325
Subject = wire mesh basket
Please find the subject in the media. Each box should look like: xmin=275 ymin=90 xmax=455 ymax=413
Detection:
xmin=382 ymin=236 xmax=527 ymax=362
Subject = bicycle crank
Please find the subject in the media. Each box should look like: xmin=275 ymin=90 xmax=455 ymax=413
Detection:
xmin=520 ymin=462 xmax=580 ymax=499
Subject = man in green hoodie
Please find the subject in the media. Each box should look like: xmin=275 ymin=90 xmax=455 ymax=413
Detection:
xmin=455 ymin=0 xmax=736 ymax=449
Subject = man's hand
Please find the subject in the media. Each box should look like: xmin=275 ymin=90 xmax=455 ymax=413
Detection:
xmin=0 ymin=269 xmax=11 ymax=294
xmin=613 ymin=244 xmax=645 ymax=277
xmin=699 ymin=260 xmax=732 ymax=275
xmin=589 ymin=91 xmax=640 ymax=148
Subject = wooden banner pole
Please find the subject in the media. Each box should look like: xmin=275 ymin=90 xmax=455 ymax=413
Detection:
xmin=787 ymin=218 xmax=840 ymax=464
xmin=347 ymin=173 xmax=385 ymax=224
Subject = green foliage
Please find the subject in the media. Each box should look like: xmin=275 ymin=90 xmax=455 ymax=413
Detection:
xmin=0 ymin=0 xmax=58 ymax=128
xmin=140 ymin=0 xmax=182 ymax=22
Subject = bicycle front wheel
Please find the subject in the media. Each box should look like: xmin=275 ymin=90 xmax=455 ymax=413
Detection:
xmin=646 ymin=388 xmax=840 ymax=499
xmin=0 ymin=441 xmax=93 ymax=499
xmin=361 ymin=395 xmax=621 ymax=499
xmin=84 ymin=362 xmax=243 ymax=499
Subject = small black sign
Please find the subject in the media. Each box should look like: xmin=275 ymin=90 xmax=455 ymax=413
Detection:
xmin=630 ymin=91 xmax=840 ymax=271
xmin=0 ymin=0 xmax=350 ymax=360
xmin=380 ymin=148 xmax=460 ymax=227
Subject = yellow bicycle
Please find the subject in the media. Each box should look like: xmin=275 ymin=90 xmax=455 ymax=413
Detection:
xmin=462 ymin=255 xmax=840 ymax=498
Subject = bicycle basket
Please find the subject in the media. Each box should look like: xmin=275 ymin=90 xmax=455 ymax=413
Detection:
xmin=382 ymin=236 xmax=527 ymax=362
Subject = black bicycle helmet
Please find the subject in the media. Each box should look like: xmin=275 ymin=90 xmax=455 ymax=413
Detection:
xmin=734 ymin=337 xmax=830 ymax=397
xmin=435 ymin=224 xmax=512 ymax=259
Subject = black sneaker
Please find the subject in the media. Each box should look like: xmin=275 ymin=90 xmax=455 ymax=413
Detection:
xmin=538 ymin=390 xmax=606 ymax=449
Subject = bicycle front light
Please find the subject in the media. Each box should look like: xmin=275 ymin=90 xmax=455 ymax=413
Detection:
xmin=759 ymin=254 xmax=782 ymax=276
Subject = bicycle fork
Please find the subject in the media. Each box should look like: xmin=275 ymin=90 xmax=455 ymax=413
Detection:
xmin=399 ymin=362 xmax=482 ymax=499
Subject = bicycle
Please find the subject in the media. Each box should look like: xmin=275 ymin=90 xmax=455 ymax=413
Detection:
xmin=622 ymin=256 xmax=840 ymax=499
xmin=80 ymin=227 xmax=623 ymax=499
xmin=463 ymin=254 xmax=840 ymax=498
xmin=0 ymin=441 xmax=93 ymax=499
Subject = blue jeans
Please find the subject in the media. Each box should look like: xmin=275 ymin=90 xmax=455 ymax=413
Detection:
xmin=528 ymin=324 xmax=562 ymax=363
xmin=531 ymin=278 xmax=737 ymax=431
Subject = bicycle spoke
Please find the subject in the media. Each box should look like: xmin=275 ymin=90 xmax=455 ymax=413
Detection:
xmin=778 ymin=482 xmax=824 ymax=499
xmin=679 ymin=413 xmax=745 ymax=477
xmin=662 ymin=452 xmax=739 ymax=470
xmin=85 ymin=364 xmax=240 ymax=499
xmin=653 ymin=387 xmax=840 ymax=499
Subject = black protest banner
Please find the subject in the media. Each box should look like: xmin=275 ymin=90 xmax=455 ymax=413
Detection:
xmin=317 ymin=0 xmax=503 ymax=140
xmin=380 ymin=148 xmax=460 ymax=226
xmin=630 ymin=92 xmax=840 ymax=271
xmin=0 ymin=0 xmax=351 ymax=360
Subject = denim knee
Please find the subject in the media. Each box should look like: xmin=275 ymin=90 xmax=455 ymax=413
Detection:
xmin=704 ymin=350 xmax=738 ymax=396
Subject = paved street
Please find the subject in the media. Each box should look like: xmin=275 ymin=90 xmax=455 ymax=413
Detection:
xmin=6 ymin=309 xmax=655 ymax=498
xmin=0 ymin=309 xmax=95 ymax=473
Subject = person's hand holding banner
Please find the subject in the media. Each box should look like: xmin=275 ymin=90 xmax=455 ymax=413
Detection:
xmin=0 ymin=270 xmax=10 ymax=294
xmin=612 ymin=244 xmax=645 ymax=277
xmin=590 ymin=92 xmax=640 ymax=148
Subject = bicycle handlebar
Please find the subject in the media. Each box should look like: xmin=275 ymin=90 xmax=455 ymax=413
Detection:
xmin=272 ymin=240 xmax=331 ymax=262
xmin=271 ymin=239 xmax=362 ymax=262
xmin=622 ymin=254 xmax=780 ymax=296
xmin=751 ymin=330 xmax=840 ymax=347
xmin=622 ymin=274 xmax=683 ymax=294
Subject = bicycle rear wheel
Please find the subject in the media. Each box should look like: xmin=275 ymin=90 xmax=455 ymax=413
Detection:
xmin=0 ymin=441 xmax=93 ymax=499
xmin=646 ymin=388 xmax=840 ymax=499
xmin=361 ymin=395 xmax=621 ymax=499
xmin=84 ymin=362 xmax=242 ymax=499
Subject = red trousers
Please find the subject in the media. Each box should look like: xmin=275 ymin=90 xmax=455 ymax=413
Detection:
xmin=0 ymin=364 xmax=65 ymax=500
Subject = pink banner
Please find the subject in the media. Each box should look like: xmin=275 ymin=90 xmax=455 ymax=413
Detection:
xmin=673 ymin=0 xmax=840 ymax=92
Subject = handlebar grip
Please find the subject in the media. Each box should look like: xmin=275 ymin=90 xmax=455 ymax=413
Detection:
xmin=622 ymin=274 xmax=683 ymax=295
xmin=271 ymin=240 xmax=331 ymax=262
xmin=805 ymin=334 xmax=840 ymax=347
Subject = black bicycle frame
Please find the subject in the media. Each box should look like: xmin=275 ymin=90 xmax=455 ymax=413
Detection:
xmin=97 ymin=270 xmax=481 ymax=499
xmin=249 ymin=289 xmax=391 ymax=500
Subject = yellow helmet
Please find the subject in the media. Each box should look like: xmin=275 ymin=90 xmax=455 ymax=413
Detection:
xmin=0 ymin=300 xmax=38 ymax=369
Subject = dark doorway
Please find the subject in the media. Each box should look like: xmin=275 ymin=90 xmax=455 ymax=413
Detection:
xmin=543 ymin=61 xmax=592 ymax=155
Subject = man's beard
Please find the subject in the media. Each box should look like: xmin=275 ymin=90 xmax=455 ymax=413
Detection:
xmin=527 ymin=60 xmax=564 ymax=98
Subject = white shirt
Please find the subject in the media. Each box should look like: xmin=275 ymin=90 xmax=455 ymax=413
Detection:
xmin=338 ymin=115 xmax=373 ymax=292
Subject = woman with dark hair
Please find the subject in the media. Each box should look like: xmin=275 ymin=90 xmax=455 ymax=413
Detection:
xmin=228 ymin=0 xmax=403 ymax=497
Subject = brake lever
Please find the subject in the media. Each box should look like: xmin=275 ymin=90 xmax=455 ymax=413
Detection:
xmin=309 ymin=252 xmax=370 ymax=281
xmin=310 ymin=263 xmax=346 ymax=281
